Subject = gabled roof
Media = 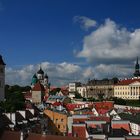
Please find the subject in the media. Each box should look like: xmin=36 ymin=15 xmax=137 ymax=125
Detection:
xmin=32 ymin=82 xmax=45 ymax=91
xmin=2 ymin=114 xmax=13 ymax=126
xmin=111 ymin=120 xmax=131 ymax=133
xmin=53 ymin=101 xmax=62 ymax=107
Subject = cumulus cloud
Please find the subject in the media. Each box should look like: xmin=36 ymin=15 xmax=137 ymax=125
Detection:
xmin=94 ymin=64 xmax=133 ymax=79
xmin=5 ymin=62 xmax=94 ymax=86
xmin=77 ymin=18 xmax=140 ymax=64
xmin=73 ymin=16 xmax=97 ymax=30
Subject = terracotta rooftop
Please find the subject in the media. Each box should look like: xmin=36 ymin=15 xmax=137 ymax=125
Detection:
xmin=32 ymin=82 xmax=45 ymax=91
xmin=116 ymin=78 xmax=140 ymax=85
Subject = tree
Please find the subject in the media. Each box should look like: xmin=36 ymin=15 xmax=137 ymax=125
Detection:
xmin=75 ymin=92 xmax=82 ymax=99
xmin=49 ymin=88 xmax=61 ymax=95
xmin=112 ymin=97 xmax=126 ymax=105
xmin=0 ymin=85 xmax=26 ymax=112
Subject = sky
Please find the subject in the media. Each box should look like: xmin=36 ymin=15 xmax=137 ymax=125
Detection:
xmin=1 ymin=0 xmax=140 ymax=86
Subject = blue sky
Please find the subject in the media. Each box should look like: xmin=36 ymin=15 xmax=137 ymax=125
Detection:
xmin=1 ymin=0 xmax=140 ymax=86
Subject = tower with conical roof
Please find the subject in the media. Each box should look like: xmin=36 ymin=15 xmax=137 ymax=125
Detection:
xmin=31 ymin=74 xmax=38 ymax=88
xmin=37 ymin=66 xmax=44 ymax=80
xmin=0 ymin=55 xmax=6 ymax=101
xmin=134 ymin=57 xmax=140 ymax=77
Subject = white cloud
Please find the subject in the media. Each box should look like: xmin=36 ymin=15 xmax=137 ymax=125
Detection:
xmin=82 ymin=67 xmax=94 ymax=78
xmin=77 ymin=18 xmax=140 ymax=63
xmin=5 ymin=62 xmax=94 ymax=86
xmin=94 ymin=64 xmax=133 ymax=79
xmin=74 ymin=16 xmax=97 ymax=30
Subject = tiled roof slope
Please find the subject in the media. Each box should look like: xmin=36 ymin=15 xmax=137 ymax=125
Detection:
xmin=116 ymin=78 xmax=140 ymax=85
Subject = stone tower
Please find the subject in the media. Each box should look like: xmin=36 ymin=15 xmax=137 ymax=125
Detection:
xmin=0 ymin=55 xmax=6 ymax=101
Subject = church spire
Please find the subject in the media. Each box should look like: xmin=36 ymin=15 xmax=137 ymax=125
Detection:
xmin=134 ymin=56 xmax=140 ymax=77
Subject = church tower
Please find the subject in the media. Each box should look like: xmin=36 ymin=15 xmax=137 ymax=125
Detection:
xmin=37 ymin=66 xmax=44 ymax=85
xmin=0 ymin=55 xmax=6 ymax=101
xmin=134 ymin=57 xmax=140 ymax=77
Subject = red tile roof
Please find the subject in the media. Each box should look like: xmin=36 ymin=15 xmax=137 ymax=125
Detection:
xmin=93 ymin=101 xmax=114 ymax=115
xmin=112 ymin=121 xmax=131 ymax=133
xmin=32 ymin=82 xmax=45 ymax=91
xmin=116 ymin=78 xmax=140 ymax=85
xmin=65 ymin=103 xmax=85 ymax=111
xmin=72 ymin=125 xmax=86 ymax=138
xmin=90 ymin=116 xmax=110 ymax=122
xmin=53 ymin=101 xmax=62 ymax=107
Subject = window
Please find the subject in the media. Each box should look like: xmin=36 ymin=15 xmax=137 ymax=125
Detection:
xmin=56 ymin=119 xmax=58 ymax=123
xmin=58 ymin=124 xmax=60 ymax=129
xmin=61 ymin=119 xmax=64 ymax=122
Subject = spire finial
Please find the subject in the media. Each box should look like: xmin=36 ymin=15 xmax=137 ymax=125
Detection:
xmin=137 ymin=56 xmax=139 ymax=64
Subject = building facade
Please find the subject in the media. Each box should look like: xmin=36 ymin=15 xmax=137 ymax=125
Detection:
xmin=44 ymin=109 xmax=68 ymax=135
xmin=0 ymin=55 xmax=6 ymax=101
xmin=86 ymin=78 xmax=118 ymax=99
xmin=31 ymin=66 xmax=49 ymax=89
xmin=76 ymin=86 xmax=87 ymax=98
xmin=114 ymin=79 xmax=140 ymax=100
xmin=114 ymin=58 xmax=140 ymax=100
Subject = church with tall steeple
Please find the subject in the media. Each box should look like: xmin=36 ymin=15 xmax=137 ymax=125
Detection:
xmin=31 ymin=66 xmax=49 ymax=89
xmin=133 ymin=57 xmax=140 ymax=77
xmin=0 ymin=55 xmax=6 ymax=101
xmin=29 ymin=66 xmax=50 ymax=104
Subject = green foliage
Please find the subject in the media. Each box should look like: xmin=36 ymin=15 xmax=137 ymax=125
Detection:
xmin=83 ymin=97 xmax=87 ymax=101
xmin=119 ymin=113 xmax=140 ymax=124
xmin=125 ymin=100 xmax=140 ymax=107
xmin=112 ymin=97 xmax=126 ymax=105
xmin=75 ymin=92 xmax=82 ymax=99
xmin=87 ymin=97 xmax=96 ymax=102
xmin=0 ymin=85 xmax=27 ymax=112
xmin=49 ymin=88 xmax=61 ymax=95
xmin=97 ymin=93 xmax=105 ymax=101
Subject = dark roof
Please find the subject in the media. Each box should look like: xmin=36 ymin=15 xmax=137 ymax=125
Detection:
xmin=26 ymin=133 xmax=87 ymax=140
xmin=0 ymin=131 xmax=20 ymax=140
xmin=26 ymin=110 xmax=34 ymax=120
xmin=33 ymin=74 xmax=37 ymax=78
xmin=37 ymin=67 xmax=44 ymax=74
xmin=0 ymin=55 xmax=6 ymax=65
xmin=119 ymin=113 xmax=140 ymax=124
xmin=16 ymin=112 xmax=25 ymax=123
xmin=1 ymin=114 xmax=13 ymax=128
xmin=44 ymin=74 xmax=48 ymax=78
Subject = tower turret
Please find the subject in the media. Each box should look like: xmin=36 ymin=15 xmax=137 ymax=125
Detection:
xmin=134 ymin=57 xmax=140 ymax=77
xmin=37 ymin=66 xmax=44 ymax=80
xmin=31 ymin=74 xmax=38 ymax=88
xmin=0 ymin=55 xmax=6 ymax=101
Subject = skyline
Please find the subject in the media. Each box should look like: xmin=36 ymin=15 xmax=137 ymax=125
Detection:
xmin=1 ymin=0 xmax=140 ymax=86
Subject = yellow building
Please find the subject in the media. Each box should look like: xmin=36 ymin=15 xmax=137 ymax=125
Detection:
xmin=114 ymin=78 xmax=140 ymax=100
xmin=44 ymin=109 xmax=68 ymax=135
